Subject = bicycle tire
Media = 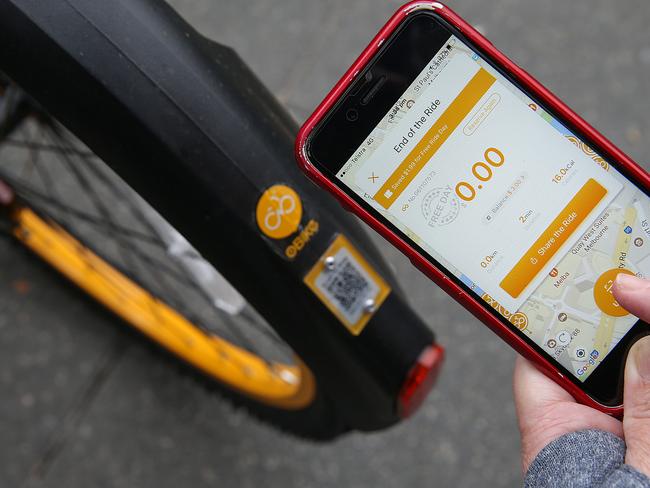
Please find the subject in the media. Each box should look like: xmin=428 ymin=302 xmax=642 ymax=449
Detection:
xmin=0 ymin=0 xmax=441 ymax=437
xmin=0 ymin=94 xmax=349 ymax=440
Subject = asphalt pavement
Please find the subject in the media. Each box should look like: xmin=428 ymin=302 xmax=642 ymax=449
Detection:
xmin=1 ymin=1 xmax=649 ymax=486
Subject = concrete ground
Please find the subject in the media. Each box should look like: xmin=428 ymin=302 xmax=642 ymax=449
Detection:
xmin=1 ymin=1 xmax=649 ymax=486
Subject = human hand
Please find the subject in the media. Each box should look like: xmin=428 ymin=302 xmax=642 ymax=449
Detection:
xmin=513 ymin=356 xmax=622 ymax=473
xmin=612 ymin=273 xmax=650 ymax=478
xmin=514 ymin=273 xmax=650 ymax=475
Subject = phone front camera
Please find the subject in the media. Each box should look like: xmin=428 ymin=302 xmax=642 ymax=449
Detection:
xmin=345 ymin=108 xmax=359 ymax=122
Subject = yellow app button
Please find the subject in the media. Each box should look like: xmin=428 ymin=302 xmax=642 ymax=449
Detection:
xmin=593 ymin=268 xmax=634 ymax=317
xmin=500 ymin=178 xmax=607 ymax=298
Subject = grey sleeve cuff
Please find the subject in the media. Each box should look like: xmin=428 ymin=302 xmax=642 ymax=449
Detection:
xmin=524 ymin=429 xmax=650 ymax=488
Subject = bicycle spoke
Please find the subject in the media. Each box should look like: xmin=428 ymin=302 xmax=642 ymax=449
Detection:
xmin=5 ymin=180 xmax=166 ymax=245
xmin=2 ymin=177 xmax=249 ymax=308
xmin=41 ymin=128 xmax=201 ymax=341
xmin=62 ymin=131 xmax=287 ymax=352
xmin=4 ymin=137 xmax=96 ymax=158
xmin=52 ymin=125 xmax=290 ymax=357
xmin=0 ymin=112 xmax=293 ymax=364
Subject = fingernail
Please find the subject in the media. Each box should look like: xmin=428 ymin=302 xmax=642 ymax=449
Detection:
xmin=614 ymin=273 xmax=647 ymax=293
xmin=632 ymin=336 xmax=650 ymax=381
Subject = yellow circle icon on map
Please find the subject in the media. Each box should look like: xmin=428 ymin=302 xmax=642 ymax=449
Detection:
xmin=510 ymin=311 xmax=529 ymax=331
xmin=256 ymin=185 xmax=303 ymax=239
xmin=593 ymin=268 xmax=635 ymax=317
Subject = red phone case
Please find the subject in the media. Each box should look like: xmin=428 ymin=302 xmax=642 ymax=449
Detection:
xmin=296 ymin=1 xmax=650 ymax=416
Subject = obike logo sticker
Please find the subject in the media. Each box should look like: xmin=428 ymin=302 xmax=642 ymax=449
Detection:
xmin=256 ymin=184 xmax=319 ymax=260
xmin=256 ymin=185 xmax=303 ymax=239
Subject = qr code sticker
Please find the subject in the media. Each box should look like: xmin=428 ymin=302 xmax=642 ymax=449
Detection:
xmin=316 ymin=249 xmax=378 ymax=325
xmin=304 ymin=235 xmax=390 ymax=335
xmin=325 ymin=258 xmax=369 ymax=312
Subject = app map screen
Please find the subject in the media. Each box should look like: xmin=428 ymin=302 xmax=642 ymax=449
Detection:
xmin=337 ymin=35 xmax=650 ymax=381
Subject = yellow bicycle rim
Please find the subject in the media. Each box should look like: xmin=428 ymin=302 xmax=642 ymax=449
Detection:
xmin=11 ymin=206 xmax=315 ymax=410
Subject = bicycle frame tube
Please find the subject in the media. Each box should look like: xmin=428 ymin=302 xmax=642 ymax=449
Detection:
xmin=0 ymin=0 xmax=442 ymax=429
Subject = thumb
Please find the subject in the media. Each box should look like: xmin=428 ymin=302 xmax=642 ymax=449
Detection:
xmin=613 ymin=274 xmax=650 ymax=476
xmin=623 ymin=336 xmax=650 ymax=477
xmin=613 ymin=273 xmax=650 ymax=322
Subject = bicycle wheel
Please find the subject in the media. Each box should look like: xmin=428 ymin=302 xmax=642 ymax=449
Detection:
xmin=0 ymin=0 xmax=442 ymax=437
xmin=0 ymin=86 xmax=344 ymax=439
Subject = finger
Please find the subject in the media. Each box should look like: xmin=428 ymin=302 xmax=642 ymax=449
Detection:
xmin=612 ymin=273 xmax=650 ymax=322
xmin=624 ymin=336 xmax=650 ymax=478
xmin=513 ymin=356 xmax=622 ymax=473
xmin=513 ymin=355 xmax=574 ymax=415
xmin=514 ymin=357 xmax=624 ymax=435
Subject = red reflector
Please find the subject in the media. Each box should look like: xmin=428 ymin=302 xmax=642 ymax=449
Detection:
xmin=398 ymin=343 xmax=444 ymax=418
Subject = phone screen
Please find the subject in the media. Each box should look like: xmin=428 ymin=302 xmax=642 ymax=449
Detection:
xmin=331 ymin=25 xmax=650 ymax=384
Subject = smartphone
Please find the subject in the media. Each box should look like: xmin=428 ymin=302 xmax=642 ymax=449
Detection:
xmin=296 ymin=1 xmax=650 ymax=413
